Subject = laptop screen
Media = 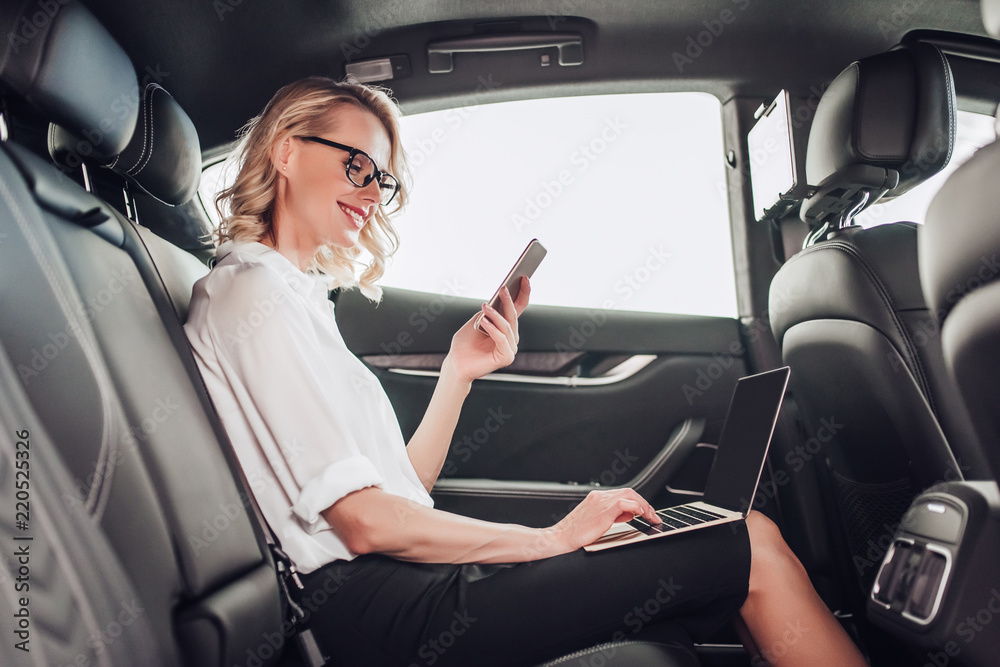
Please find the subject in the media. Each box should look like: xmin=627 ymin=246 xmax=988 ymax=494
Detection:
xmin=702 ymin=367 xmax=790 ymax=514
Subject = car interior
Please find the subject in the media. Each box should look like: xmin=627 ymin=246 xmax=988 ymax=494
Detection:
xmin=1 ymin=0 xmax=999 ymax=665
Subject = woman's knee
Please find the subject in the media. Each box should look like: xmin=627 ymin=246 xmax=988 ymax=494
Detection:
xmin=744 ymin=510 xmax=806 ymax=593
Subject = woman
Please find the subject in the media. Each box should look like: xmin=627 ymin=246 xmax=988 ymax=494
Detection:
xmin=185 ymin=77 xmax=866 ymax=666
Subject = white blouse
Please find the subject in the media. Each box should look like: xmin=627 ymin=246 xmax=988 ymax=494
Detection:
xmin=184 ymin=241 xmax=433 ymax=573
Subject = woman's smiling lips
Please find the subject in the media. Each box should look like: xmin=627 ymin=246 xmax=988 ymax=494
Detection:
xmin=338 ymin=202 xmax=367 ymax=229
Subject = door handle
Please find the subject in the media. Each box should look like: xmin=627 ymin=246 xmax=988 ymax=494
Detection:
xmin=427 ymin=32 xmax=584 ymax=73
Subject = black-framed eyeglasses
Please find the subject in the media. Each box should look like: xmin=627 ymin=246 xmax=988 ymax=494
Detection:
xmin=298 ymin=136 xmax=400 ymax=206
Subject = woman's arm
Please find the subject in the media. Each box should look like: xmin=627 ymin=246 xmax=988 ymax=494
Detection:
xmin=322 ymin=485 xmax=661 ymax=564
xmin=405 ymin=280 xmax=529 ymax=491
xmin=404 ymin=362 xmax=472 ymax=492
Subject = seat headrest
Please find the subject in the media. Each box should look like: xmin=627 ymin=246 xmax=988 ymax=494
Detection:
xmin=0 ymin=0 xmax=138 ymax=160
xmin=800 ymin=43 xmax=956 ymax=225
xmin=50 ymin=84 xmax=202 ymax=205
xmin=919 ymin=140 xmax=1000 ymax=318
xmin=985 ymin=0 xmax=1000 ymax=39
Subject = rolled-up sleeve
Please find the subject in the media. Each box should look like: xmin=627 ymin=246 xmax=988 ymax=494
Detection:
xmin=291 ymin=455 xmax=382 ymax=530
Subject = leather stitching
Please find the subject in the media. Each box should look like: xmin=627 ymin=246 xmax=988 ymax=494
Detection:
xmin=932 ymin=45 xmax=956 ymax=168
xmin=131 ymin=85 xmax=159 ymax=176
xmin=124 ymin=83 xmax=156 ymax=174
xmin=537 ymin=640 xmax=694 ymax=666
xmin=795 ymin=236 xmax=936 ymax=415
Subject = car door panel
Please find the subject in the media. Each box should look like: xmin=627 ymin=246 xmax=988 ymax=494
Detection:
xmin=336 ymin=286 xmax=747 ymax=523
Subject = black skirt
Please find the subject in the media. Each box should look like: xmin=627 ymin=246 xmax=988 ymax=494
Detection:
xmin=298 ymin=520 xmax=752 ymax=667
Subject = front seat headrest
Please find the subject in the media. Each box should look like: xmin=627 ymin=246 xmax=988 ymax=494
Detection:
xmin=985 ymin=0 xmax=1000 ymax=39
xmin=800 ymin=43 xmax=956 ymax=225
xmin=919 ymin=141 xmax=1000 ymax=319
xmin=50 ymin=83 xmax=202 ymax=206
xmin=0 ymin=0 xmax=138 ymax=160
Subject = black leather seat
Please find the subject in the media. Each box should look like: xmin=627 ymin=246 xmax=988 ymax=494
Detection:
xmin=0 ymin=336 xmax=164 ymax=665
xmin=919 ymin=0 xmax=1000 ymax=483
xmin=0 ymin=2 xmax=284 ymax=665
xmin=0 ymin=2 xmax=706 ymax=665
xmin=768 ymin=43 xmax=989 ymax=598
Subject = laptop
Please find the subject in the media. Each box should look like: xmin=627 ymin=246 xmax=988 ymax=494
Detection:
xmin=584 ymin=366 xmax=790 ymax=552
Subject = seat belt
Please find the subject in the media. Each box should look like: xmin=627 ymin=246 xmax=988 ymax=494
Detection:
xmin=120 ymin=213 xmax=329 ymax=667
xmin=237 ymin=462 xmax=328 ymax=667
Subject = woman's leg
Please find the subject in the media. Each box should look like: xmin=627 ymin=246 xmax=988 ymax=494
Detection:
xmin=739 ymin=511 xmax=868 ymax=666
xmin=301 ymin=513 xmax=868 ymax=666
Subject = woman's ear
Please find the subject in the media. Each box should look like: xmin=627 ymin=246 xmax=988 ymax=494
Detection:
xmin=272 ymin=135 xmax=294 ymax=174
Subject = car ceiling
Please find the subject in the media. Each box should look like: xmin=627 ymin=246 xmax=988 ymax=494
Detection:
xmin=79 ymin=0 xmax=990 ymax=153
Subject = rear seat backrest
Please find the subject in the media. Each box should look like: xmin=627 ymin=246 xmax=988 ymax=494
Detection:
xmin=0 ymin=2 xmax=285 ymax=665
xmin=767 ymin=43 xmax=984 ymax=598
xmin=0 ymin=335 xmax=162 ymax=665
xmin=0 ymin=143 xmax=184 ymax=666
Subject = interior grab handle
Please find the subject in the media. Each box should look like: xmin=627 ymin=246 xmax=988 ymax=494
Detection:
xmin=427 ymin=32 xmax=584 ymax=73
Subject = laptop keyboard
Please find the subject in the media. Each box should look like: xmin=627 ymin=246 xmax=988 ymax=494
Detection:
xmin=627 ymin=505 xmax=726 ymax=535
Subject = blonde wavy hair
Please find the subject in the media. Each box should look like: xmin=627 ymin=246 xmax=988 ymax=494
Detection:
xmin=214 ymin=77 xmax=409 ymax=301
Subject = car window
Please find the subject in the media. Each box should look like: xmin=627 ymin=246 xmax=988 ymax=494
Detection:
xmin=389 ymin=93 xmax=736 ymax=318
xmin=855 ymin=109 xmax=996 ymax=228
xmin=199 ymin=92 xmax=737 ymax=317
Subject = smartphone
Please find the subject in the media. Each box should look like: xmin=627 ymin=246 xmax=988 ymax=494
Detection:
xmin=475 ymin=239 xmax=547 ymax=332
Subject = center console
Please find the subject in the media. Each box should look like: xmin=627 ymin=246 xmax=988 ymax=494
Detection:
xmin=867 ymin=481 xmax=1000 ymax=666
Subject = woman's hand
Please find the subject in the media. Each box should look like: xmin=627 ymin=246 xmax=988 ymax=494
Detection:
xmin=443 ymin=276 xmax=531 ymax=385
xmin=548 ymin=488 xmax=662 ymax=555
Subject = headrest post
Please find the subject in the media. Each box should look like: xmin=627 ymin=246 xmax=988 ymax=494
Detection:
xmin=80 ymin=162 xmax=93 ymax=193
xmin=0 ymin=110 xmax=8 ymax=142
xmin=802 ymin=221 xmax=831 ymax=249
xmin=838 ymin=190 xmax=870 ymax=229
xmin=122 ymin=181 xmax=138 ymax=223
